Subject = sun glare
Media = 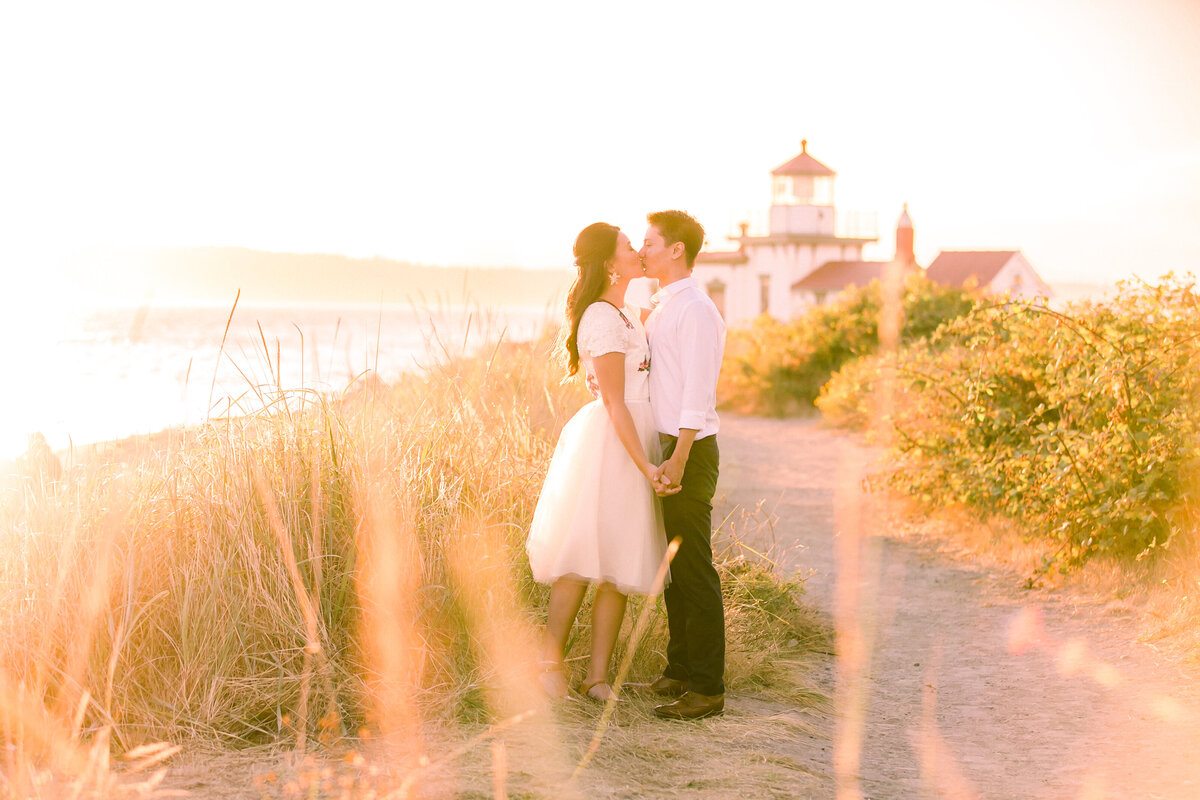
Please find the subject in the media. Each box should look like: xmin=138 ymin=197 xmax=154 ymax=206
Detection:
xmin=3 ymin=1 xmax=1200 ymax=795
xmin=0 ymin=278 xmax=76 ymax=461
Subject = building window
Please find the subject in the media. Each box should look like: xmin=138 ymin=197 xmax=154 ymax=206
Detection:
xmin=759 ymin=274 xmax=770 ymax=315
xmin=813 ymin=175 xmax=834 ymax=205
xmin=791 ymin=175 xmax=815 ymax=203
xmin=772 ymin=177 xmax=791 ymax=204
xmin=707 ymin=280 xmax=726 ymax=319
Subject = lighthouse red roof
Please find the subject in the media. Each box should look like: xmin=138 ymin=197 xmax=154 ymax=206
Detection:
xmin=771 ymin=139 xmax=836 ymax=177
xmin=793 ymin=258 xmax=923 ymax=292
xmin=793 ymin=261 xmax=888 ymax=291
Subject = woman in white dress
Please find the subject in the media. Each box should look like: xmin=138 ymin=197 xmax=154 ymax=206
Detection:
xmin=526 ymin=222 xmax=668 ymax=702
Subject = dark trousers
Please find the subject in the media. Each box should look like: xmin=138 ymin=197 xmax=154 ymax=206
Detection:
xmin=659 ymin=433 xmax=725 ymax=696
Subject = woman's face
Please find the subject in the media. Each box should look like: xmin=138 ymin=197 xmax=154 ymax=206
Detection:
xmin=609 ymin=232 xmax=643 ymax=282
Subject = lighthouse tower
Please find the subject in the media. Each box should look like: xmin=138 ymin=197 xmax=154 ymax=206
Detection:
xmin=691 ymin=140 xmax=878 ymax=324
xmin=769 ymin=139 xmax=837 ymax=236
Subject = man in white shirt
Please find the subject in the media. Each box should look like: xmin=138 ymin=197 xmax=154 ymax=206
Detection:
xmin=631 ymin=210 xmax=727 ymax=719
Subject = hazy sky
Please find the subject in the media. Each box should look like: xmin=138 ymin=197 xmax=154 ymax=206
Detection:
xmin=3 ymin=0 xmax=1199 ymax=284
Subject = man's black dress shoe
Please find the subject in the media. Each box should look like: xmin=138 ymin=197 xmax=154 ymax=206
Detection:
xmin=622 ymin=675 xmax=686 ymax=698
xmin=653 ymin=691 xmax=724 ymax=720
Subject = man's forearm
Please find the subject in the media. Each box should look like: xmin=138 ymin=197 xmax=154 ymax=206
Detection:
xmin=670 ymin=427 xmax=698 ymax=467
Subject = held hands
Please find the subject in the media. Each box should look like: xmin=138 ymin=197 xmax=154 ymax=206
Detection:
xmin=650 ymin=458 xmax=683 ymax=497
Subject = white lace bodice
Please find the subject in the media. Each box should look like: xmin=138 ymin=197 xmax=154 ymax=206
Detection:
xmin=577 ymin=301 xmax=651 ymax=402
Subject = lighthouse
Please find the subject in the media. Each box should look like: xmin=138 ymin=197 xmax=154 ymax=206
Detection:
xmin=692 ymin=140 xmax=878 ymax=323
xmin=693 ymin=142 xmax=1052 ymax=323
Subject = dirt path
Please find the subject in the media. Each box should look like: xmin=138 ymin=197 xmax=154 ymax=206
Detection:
xmin=718 ymin=415 xmax=1200 ymax=799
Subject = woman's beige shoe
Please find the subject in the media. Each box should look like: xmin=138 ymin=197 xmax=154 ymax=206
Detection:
xmin=537 ymin=662 xmax=569 ymax=699
xmin=579 ymin=679 xmax=620 ymax=703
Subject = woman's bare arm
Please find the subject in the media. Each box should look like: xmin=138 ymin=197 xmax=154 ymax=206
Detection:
xmin=591 ymin=352 xmax=655 ymax=481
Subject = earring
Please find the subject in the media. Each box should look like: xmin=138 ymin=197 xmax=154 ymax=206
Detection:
xmin=608 ymin=271 xmax=620 ymax=285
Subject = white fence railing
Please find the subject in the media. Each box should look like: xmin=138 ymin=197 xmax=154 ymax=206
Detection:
xmin=727 ymin=208 xmax=878 ymax=241
xmin=835 ymin=210 xmax=878 ymax=241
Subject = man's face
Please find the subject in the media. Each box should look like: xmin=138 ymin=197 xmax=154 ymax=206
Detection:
xmin=639 ymin=225 xmax=672 ymax=281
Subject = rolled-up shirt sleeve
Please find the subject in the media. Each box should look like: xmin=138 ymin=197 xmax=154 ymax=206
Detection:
xmin=676 ymin=301 xmax=725 ymax=432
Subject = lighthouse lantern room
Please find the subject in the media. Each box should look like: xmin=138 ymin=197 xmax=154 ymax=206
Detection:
xmin=769 ymin=139 xmax=838 ymax=237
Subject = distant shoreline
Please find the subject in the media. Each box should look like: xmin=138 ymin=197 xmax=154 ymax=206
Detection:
xmin=68 ymin=298 xmax=568 ymax=314
xmin=47 ymin=246 xmax=575 ymax=309
xmin=39 ymin=244 xmax=1120 ymax=310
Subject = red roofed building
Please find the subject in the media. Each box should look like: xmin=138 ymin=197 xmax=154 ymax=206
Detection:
xmin=792 ymin=204 xmax=921 ymax=304
xmin=925 ymin=251 xmax=1050 ymax=300
xmin=690 ymin=141 xmax=1052 ymax=322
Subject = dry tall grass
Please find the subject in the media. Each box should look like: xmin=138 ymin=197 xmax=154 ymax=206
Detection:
xmin=0 ymin=323 xmax=824 ymax=797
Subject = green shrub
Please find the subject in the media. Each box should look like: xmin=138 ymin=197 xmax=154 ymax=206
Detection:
xmin=818 ymin=276 xmax=1200 ymax=570
xmin=720 ymin=274 xmax=976 ymax=415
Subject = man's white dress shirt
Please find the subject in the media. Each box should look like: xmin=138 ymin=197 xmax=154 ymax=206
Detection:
xmin=645 ymin=276 xmax=726 ymax=439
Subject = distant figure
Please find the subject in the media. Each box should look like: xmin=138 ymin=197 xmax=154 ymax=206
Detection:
xmin=18 ymin=432 xmax=63 ymax=490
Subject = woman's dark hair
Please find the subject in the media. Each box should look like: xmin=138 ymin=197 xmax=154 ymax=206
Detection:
xmin=563 ymin=222 xmax=619 ymax=377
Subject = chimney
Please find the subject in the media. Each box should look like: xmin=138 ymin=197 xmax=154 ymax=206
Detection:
xmin=896 ymin=203 xmax=914 ymax=265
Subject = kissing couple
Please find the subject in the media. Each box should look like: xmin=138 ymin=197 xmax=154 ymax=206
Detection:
xmin=526 ymin=209 xmax=727 ymax=720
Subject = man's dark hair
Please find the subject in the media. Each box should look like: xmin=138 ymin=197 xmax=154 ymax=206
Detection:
xmin=647 ymin=210 xmax=705 ymax=269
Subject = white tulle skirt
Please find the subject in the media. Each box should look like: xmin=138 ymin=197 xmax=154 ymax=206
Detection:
xmin=526 ymin=398 xmax=667 ymax=595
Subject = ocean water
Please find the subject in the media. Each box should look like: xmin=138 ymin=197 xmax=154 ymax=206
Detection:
xmin=0 ymin=281 xmax=1112 ymax=463
xmin=2 ymin=302 xmax=555 ymax=461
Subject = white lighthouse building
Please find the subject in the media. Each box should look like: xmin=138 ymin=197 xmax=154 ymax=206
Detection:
xmin=692 ymin=140 xmax=1052 ymax=326
xmin=692 ymin=140 xmax=878 ymax=325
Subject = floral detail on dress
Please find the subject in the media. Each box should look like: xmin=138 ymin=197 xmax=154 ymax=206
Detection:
xmin=637 ymin=355 xmax=651 ymax=373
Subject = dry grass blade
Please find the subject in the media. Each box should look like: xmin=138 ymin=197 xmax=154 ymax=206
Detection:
xmin=0 ymin=669 xmax=85 ymax=776
xmin=490 ymin=740 xmax=508 ymax=800
xmin=122 ymin=742 xmax=182 ymax=772
xmin=445 ymin=512 xmax=582 ymax=796
xmin=571 ymin=538 xmax=679 ymax=782
xmin=351 ymin=449 xmax=428 ymax=771
xmin=206 ymin=288 xmax=240 ymax=421
xmin=252 ymin=466 xmax=321 ymax=656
